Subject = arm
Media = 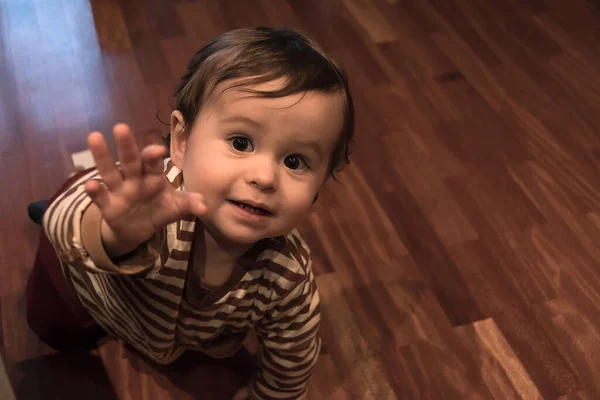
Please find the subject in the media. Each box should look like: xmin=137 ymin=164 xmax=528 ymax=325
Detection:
xmin=252 ymin=273 xmax=322 ymax=400
xmin=43 ymin=124 xmax=206 ymax=275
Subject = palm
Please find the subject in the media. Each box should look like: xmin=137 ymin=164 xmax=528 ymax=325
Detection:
xmin=101 ymin=183 xmax=173 ymax=237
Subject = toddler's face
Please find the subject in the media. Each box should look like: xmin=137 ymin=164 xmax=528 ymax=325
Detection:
xmin=170 ymin=80 xmax=344 ymax=245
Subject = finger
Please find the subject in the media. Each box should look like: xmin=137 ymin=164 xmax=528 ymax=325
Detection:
xmin=87 ymin=132 xmax=123 ymax=190
xmin=140 ymin=145 xmax=167 ymax=176
xmin=113 ymin=124 xmax=142 ymax=179
xmin=149 ymin=192 xmax=206 ymax=230
xmin=84 ymin=179 xmax=110 ymax=210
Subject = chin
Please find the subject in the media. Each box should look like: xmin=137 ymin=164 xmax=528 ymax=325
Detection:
xmin=218 ymin=226 xmax=271 ymax=245
xmin=220 ymin=224 xmax=293 ymax=245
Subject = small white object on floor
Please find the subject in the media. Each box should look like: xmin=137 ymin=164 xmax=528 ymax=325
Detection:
xmin=71 ymin=149 xmax=96 ymax=171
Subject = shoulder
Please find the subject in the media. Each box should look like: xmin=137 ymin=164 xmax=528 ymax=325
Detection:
xmin=255 ymin=229 xmax=314 ymax=294
xmin=261 ymin=229 xmax=312 ymax=274
xmin=163 ymin=158 xmax=183 ymax=189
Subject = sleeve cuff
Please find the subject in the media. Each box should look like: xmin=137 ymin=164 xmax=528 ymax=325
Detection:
xmin=81 ymin=204 xmax=164 ymax=275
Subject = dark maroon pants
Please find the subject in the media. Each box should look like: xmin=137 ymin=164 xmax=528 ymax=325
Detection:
xmin=26 ymin=170 xmax=107 ymax=350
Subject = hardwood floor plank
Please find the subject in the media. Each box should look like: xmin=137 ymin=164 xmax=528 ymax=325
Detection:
xmin=434 ymin=115 xmax=532 ymax=171
xmin=0 ymin=19 xmax=22 ymax=158
xmin=394 ymin=0 xmax=443 ymax=34
xmin=25 ymin=136 xmax=68 ymax=204
xmin=467 ymin=319 xmax=543 ymax=399
xmin=447 ymin=240 xmax=527 ymax=316
xmin=533 ymin=221 xmax=600 ymax=321
xmin=547 ymin=53 xmax=600 ymax=109
xmin=289 ymin=0 xmax=392 ymax=87
xmin=510 ymin=158 xmax=598 ymax=219
xmin=558 ymin=391 xmax=597 ymax=400
xmin=33 ymin=0 xmax=95 ymax=158
xmin=588 ymin=212 xmax=600 ymax=230
xmin=287 ymin=0 xmax=342 ymax=52
xmin=3 ymin=0 xmax=59 ymax=151
xmin=380 ymin=318 xmax=542 ymax=399
xmin=543 ymin=0 xmax=600 ymax=50
xmin=0 ymin=301 xmax=3 ymax=351
xmin=328 ymin=8 xmax=393 ymax=87
xmin=445 ymin=174 xmax=557 ymax=305
xmin=378 ymin=42 xmax=463 ymax=122
xmin=426 ymin=0 xmax=503 ymax=68
xmin=384 ymin=133 xmax=478 ymax=247
xmin=361 ymin=85 xmax=469 ymax=178
xmin=588 ymin=149 xmax=600 ymax=170
xmin=534 ymin=297 xmax=600 ymax=398
xmin=218 ymin=0 xmax=272 ymax=29
xmin=380 ymin=178 xmax=486 ymax=326
xmin=87 ymin=0 xmax=132 ymax=53
xmin=533 ymin=13 xmax=600 ymax=63
xmin=327 ymin=166 xmax=411 ymax=263
xmin=493 ymin=306 xmax=582 ymax=398
xmin=117 ymin=0 xmax=171 ymax=84
xmin=259 ymin=0 xmax=305 ymax=28
xmin=446 ymin=179 xmax=596 ymax=398
xmin=144 ymin=0 xmax=185 ymax=39
xmin=175 ymin=2 xmax=221 ymax=48
xmin=480 ymin=0 xmax=562 ymax=58
xmin=66 ymin=1 xmax=124 ymax=138
xmin=341 ymin=0 xmax=398 ymax=44
xmin=312 ymin=273 xmax=391 ymax=399
xmin=430 ymin=32 xmax=507 ymax=113
xmin=372 ymin=16 xmax=462 ymax=101
xmin=510 ymin=160 xmax=600 ymax=229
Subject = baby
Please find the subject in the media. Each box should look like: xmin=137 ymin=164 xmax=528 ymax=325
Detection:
xmin=28 ymin=27 xmax=354 ymax=400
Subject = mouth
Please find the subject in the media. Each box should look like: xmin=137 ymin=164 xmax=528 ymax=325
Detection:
xmin=228 ymin=200 xmax=273 ymax=216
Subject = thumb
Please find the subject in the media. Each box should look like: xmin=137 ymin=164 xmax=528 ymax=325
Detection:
xmin=173 ymin=190 xmax=207 ymax=218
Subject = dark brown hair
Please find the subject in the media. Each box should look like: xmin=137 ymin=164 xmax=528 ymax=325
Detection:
xmin=166 ymin=26 xmax=354 ymax=179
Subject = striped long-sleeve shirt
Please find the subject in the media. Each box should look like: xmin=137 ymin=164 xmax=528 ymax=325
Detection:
xmin=43 ymin=159 xmax=322 ymax=400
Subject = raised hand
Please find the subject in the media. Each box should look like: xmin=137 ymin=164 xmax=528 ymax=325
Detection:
xmin=84 ymin=124 xmax=206 ymax=257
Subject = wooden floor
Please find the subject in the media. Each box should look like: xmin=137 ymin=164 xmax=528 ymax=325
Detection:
xmin=2 ymin=0 xmax=600 ymax=398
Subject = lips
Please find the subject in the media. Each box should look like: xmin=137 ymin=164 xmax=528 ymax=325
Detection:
xmin=229 ymin=200 xmax=273 ymax=216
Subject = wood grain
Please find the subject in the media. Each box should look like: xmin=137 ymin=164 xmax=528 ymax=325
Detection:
xmin=2 ymin=0 xmax=600 ymax=398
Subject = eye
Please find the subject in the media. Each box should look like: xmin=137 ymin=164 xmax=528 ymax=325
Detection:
xmin=229 ymin=136 xmax=253 ymax=152
xmin=284 ymin=155 xmax=309 ymax=171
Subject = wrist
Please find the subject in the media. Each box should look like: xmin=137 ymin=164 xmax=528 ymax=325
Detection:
xmin=100 ymin=219 xmax=141 ymax=258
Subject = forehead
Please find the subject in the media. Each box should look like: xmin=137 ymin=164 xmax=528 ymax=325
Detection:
xmin=205 ymin=79 xmax=346 ymax=148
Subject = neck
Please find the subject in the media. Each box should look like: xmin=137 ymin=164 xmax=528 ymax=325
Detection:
xmin=195 ymin=222 xmax=254 ymax=267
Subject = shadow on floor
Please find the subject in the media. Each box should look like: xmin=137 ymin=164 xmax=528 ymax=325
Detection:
xmin=15 ymin=351 xmax=118 ymax=400
xmin=124 ymin=342 xmax=259 ymax=399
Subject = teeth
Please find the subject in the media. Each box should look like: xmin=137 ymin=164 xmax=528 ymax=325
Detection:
xmin=234 ymin=201 xmax=267 ymax=215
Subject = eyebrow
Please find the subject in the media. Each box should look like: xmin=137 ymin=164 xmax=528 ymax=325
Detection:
xmin=294 ymin=140 xmax=325 ymax=160
xmin=219 ymin=115 xmax=262 ymax=128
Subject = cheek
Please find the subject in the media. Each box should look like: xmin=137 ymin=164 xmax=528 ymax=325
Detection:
xmin=281 ymin=183 xmax=317 ymax=214
xmin=182 ymin=149 xmax=233 ymax=193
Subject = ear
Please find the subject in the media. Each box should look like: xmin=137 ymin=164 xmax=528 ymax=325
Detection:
xmin=170 ymin=110 xmax=187 ymax=168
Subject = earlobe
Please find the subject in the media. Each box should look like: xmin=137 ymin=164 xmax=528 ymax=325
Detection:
xmin=169 ymin=110 xmax=187 ymax=168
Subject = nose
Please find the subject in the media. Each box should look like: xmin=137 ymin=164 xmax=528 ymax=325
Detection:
xmin=246 ymin=157 xmax=277 ymax=192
